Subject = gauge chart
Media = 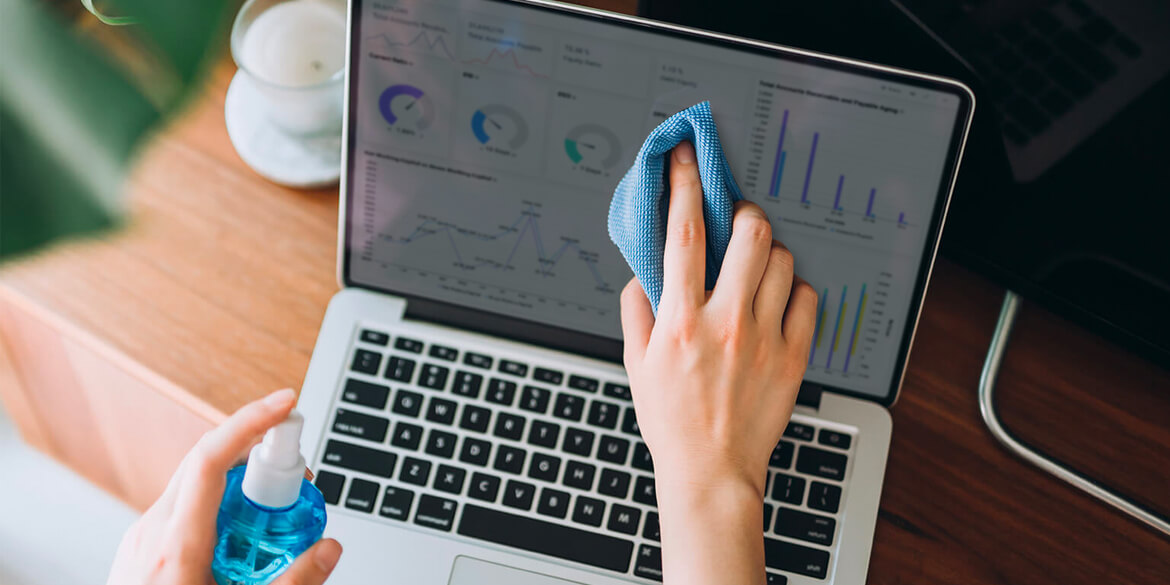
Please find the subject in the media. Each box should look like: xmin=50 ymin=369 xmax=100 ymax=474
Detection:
xmin=564 ymin=123 xmax=622 ymax=169
xmin=471 ymin=105 xmax=529 ymax=150
xmin=379 ymin=84 xmax=435 ymax=131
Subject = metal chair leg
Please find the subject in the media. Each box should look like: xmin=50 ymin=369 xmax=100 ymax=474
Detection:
xmin=978 ymin=290 xmax=1170 ymax=537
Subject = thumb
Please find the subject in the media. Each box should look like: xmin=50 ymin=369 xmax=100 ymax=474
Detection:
xmin=271 ymin=538 xmax=342 ymax=585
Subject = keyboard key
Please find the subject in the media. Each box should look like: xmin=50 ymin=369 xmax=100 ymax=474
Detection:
xmin=415 ymin=494 xmax=457 ymax=532
xmin=425 ymin=397 xmax=458 ymax=425
xmin=771 ymin=473 xmax=806 ymax=505
xmin=391 ymin=389 xmax=423 ymax=417
xmin=1113 ymin=33 xmax=1141 ymax=59
xmin=344 ymin=478 xmax=378 ymax=513
xmin=385 ymin=356 xmax=416 ymax=382
xmin=632 ymin=442 xmax=654 ymax=471
xmin=763 ymin=538 xmax=830 ymax=579
xmin=493 ymin=412 xmax=526 ymax=441
xmin=341 ymin=379 xmax=389 ymax=409
xmin=459 ymin=404 xmax=491 ymax=433
xmin=528 ymin=420 xmax=561 ymax=448
xmin=360 ymin=329 xmax=390 ymax=346
xmin=603 ymin=382 xmax=632 ymax=401
xmin=643 ymin=511 xmax=660 ymax=541
xmin=1053 ymin=30 xmax=1116 ymax=81
xmin=502 ymin=480 xmax=536 ymax=510
xmin=818 ymin=429 xmax=852 ymax=450
xmin=314 ymin=470 xmax=345 ymax=504
xmin=458 ymin=504 xmax=634 ymax=573
xmin=573 ymin=495 xmax=606 ymax=527
xmin=537 ymin=488 xmax=571 ymax=518
xmin=534 ymin=367 xmax=564 ymax=385
xmin=797 ymin=446 xmax=848 ymax=481
xmin=1037 ymin=88 xmax=1074 ymax=118
xmin=598 ymin=468 xmax=631 ymax=498
xmin=1004 ymin=96 xmax=1051 ymax=134
xmin=379 ymin=484 xmax=416 ymax=521
xmin=783 ymin=423 xmax=814 ymax=441
xmin=434 ymin=464 xmax=467 ymax=495
xmin=529 ymin=453 xmax=561 ymax=483
xmin=323 ymin=440 xmax=396 ymax=478
xmin=459 ymin=437 xmax=492 ymax=466
xmin=553 ymin=393 xmax=585 ymax=421
xmin=563 ymin=460 xmax=596 ymax=490
xmin=633 ymin=475 xmax=657 ymax=507
xmin=399 ymin=457 xmax=432 ymax=486
xmin=621 ymin=407 xmax=640 ymax=436
xmin=563 ymin=428 xmax=595 ymax=456
xmin=332 ymin=409 xmax=389 ymax=442
xmin=634 ymin=544 xmax=663 ymax=582
xmin=350 ymin=349 xmax=382 ymax=375
xmin=775 ymin=507 xmax=836 ymax=546
xmin=424 ymin=429 xmax=457 ymax=459
xmin=567 ymin=375 xmax=599 ymax=393
xmin=607 ymin=503 xmax=642 ymax=535
xmin=463 ymin=352 xmax=493 ymax=369
xmin=486 ymin=378 xmax=517 ymax=405
xmin=499 ymin=359 xmax=528 ymax=377
xmin=598 ymin=435 xmax=630 ymax=464
xmin=394 ymin=337 xmax=424 ymax=353
xmin=587 ymin=401 xmax=620 ymax=429
xmin=494 ymin=445 xmax=527 ymax=474
xmin=378 ymin=486 xmax=413 ymax=520
xmin=770 ymin=441 xmax=795 ymax=468
xmin=468 ymin=472 xmax=501 ymax=502
xmin=419 ymin=364 xmax=449 ymax=390
xmin=1045 ymin=56 xmax=1093 ymax=98
xmin=766 ymin=572 xmax=788 ymax=584
xmin=1080 ymin=16 xmax=1115 ymax=44
xmin=809 ymin=481 xmax=843 ymax=514
xmin=519 ymin=385 xmax=552 ymax=414
xmin=391 ymin=422 xmax=423 ymax=451
xmin=429 ymin=344 xmax=458 ymax=361
xmin=451 ymin=371 xmax=483 ymax=398
xmin=763 ymin=503 xmax=774 ymax=532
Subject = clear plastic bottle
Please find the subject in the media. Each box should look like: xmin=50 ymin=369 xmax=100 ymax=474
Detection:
xmin=212 ymin=411 xmax=327 ymax=585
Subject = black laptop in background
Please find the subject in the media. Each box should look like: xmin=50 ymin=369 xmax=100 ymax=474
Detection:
xmin=638 ymin=0 xmax=1170 ymax=369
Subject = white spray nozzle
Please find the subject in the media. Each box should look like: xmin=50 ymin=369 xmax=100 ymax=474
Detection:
xmin=242 ymin=409 xmax=308 ymax=509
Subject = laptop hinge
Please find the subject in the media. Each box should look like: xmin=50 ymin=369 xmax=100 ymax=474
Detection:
xmin=795 ymin=382 xmax=824 ymax=410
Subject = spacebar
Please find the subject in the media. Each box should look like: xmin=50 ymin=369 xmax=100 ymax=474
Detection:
xmin=457 ymin=504 xmax=634 ymax=573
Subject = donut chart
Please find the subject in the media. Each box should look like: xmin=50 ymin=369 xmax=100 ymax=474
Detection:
xmin=564 ymin=123 xmax=621 ymax=169
xmin=379 ymin=84 xmax=434 ymax=130
xmin=471 ymin=105 xmax=529 ymax=150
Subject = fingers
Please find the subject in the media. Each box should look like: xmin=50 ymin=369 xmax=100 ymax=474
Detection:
xmin=661 ymin=141 xmax=707 ymax=309
xmin=753 ymin=240 xmax=796 ymax=328
xmin=782 ymin=276 xmax=819 ymax=351
xmin=167 ymin=389 xmax=298 ymax=557
xmin=711 ymin=201 xmax=773 ymax=314
xmin=271 ymin=538 xmax=343 ymax=585
xmin=620 ymin=278 xmax=655 ymax=364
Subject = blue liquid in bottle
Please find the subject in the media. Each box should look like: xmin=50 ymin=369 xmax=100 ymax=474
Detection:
xmin=211 ymin=411 xmax=327 ymax=585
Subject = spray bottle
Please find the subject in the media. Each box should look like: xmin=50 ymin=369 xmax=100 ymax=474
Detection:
xmin=212 ymin=410 xmax=327 ymax=585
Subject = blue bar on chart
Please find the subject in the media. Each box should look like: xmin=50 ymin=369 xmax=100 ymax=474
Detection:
xmin=825 ymin=285 xmax=848 ymax=369
xmin=808 ymin=287 xmax=829 ymax=365
xmin=898 ymin=212 xmax=905 ymax=225
xmin=833 ymin=175 xmax=845 ymax=210
xmin=801 ymin=132 xmax=819 ymax=204
xmin=866 ymin=188 xmax=876 ymax=217
xmin=768 ymin=110 xmax=789 ymax=198
xmin=843 ymin=284 xmax=868 ymax=373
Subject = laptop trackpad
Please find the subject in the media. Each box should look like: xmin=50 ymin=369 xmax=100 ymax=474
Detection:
xmin=448 ymin=556 xmax=586 ymax=585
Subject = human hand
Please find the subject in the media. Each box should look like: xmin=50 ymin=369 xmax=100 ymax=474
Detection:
xmin=106 ymin=389 xmax=342 ymax=585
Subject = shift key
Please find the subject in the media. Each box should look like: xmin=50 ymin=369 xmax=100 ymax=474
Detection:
xmin=796 ymin=446 xmax=847 ymax=481
xmin=323 ymin=440 xmax=397 ymax=478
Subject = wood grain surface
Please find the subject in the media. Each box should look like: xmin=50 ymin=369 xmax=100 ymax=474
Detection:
xmin=1 ymin=1 xmax=1167 ymax=581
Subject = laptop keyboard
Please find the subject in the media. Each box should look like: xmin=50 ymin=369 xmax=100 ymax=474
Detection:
xmin=313 ymin=327 xmax=856 ymax=583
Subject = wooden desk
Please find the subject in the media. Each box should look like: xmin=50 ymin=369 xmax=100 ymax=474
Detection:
xmin=1 ymin=4 xmax=1167 ymax=581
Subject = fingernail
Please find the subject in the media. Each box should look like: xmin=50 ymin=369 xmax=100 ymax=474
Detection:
xmin=264 ymin=388 xmax=296 ymax=407
xmin=314 ymin=539 xmax=342 ymax=572
xmin=674 ymin=141 xmax=695 ymax=164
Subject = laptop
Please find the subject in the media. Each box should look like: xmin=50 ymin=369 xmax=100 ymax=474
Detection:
xmin=296 ymin=0 xmax=973 ymax=583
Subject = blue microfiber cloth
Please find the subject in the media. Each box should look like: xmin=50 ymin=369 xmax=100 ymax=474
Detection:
xmin=608 ymin=101 xmax=744 ymax=313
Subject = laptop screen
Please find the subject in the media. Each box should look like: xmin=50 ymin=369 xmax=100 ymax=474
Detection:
xmin=343 ymin=0 xmax=971 ymax=403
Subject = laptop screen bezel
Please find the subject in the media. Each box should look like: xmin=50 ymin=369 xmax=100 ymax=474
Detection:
xmin=339 ymin=0 xmax=975 ymax=407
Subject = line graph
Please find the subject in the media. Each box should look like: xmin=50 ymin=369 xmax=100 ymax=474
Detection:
xmin=366 ymin=30 xmax=456 ymax=60
xmin=366 ymin=31 xmax=547 ymax=78
xmin=463 ymin=47 xmax=547 ymax=78
xmin=379 ymin=201 xmax=614 ymax=295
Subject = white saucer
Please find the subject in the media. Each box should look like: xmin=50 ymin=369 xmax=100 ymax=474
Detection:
xmin=224 ymin=70 xmax=342 ymax=189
